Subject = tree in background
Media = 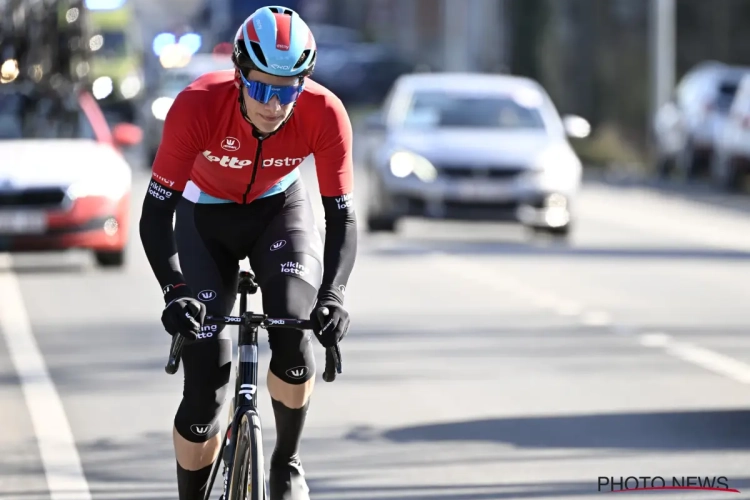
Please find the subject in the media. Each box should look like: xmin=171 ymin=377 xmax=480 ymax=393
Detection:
xmin=507 ymin=0 xmax=750 ymax=169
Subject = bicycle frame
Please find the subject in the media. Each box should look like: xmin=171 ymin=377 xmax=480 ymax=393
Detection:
xmin=164 ymin=269 xmax=341 ymax=499
xmin=216 ymin=270 xmax=263 ymax=498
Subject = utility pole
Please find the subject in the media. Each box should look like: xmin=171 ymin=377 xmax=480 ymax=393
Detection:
xmin=650 ymin=0 xmax=676 ymax=122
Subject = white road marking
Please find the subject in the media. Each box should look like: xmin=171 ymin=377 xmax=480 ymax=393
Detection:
xmin=640 ymin=332 xmax=750 ymax=385
xmin=579 ymin=310 xmax=611 ymax=327
xmin=0 ymin=254 xmax=92 ymax=500
xmin=430 ymin=251 xmax=750 ymax=386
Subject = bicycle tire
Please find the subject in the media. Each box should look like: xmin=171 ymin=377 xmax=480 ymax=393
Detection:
xmin=227 ymin=410 xmax=267 ymax=500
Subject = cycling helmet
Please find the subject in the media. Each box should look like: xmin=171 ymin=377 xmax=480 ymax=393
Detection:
xmin=232 ymin=6 xmax=317 ymax=79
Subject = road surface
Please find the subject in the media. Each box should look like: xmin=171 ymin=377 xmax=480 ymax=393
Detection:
xmin=2 ymin=158 xmax=750 ymax=499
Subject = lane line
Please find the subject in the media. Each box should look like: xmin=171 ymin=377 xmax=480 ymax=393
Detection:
xmin=640 ymin=332 xmax=750 ymax=385
xmin=0 ymin=254 xmax=92 ymax=500
xmin=429 ymin=251 xmax=750 ymax=386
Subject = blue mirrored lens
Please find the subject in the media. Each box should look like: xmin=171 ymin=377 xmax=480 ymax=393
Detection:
xmin=239 ymin=72 xmax=303 ymax=105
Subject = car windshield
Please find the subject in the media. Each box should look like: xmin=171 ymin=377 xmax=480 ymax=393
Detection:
xmin=716 ymin=79 xmax=742 ymax=112
xmin=0 ymin=90 xmax=96 ymax=140
xmin=402 ymin=90 xmax=548 ymax=130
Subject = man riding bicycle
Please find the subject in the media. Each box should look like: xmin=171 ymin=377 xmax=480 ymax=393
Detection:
xmin=139 ymin=6 xmax=357 ymax=499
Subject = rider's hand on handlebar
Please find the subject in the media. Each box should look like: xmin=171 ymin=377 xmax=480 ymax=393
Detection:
xmin=161 ymin=288 xmax=206 ymax=341
xmin=311 ymin=301 xmax=350 ymax=348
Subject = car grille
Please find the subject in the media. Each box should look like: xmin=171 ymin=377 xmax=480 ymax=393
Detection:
xmin=0 ymin=188 xmax=67 ymax=208
xmin=435 ymin=164 xmax=527 ymax=180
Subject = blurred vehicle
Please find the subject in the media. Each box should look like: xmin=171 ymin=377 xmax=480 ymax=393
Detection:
xmin=81 ymin=0 xmax=146 ymax=123
xmin=361 ymin=72 xmax=587 ymax=238
xmin=712 ymin=73 xmax=750 ymax=191
xmin=653 ymin=61 xmax=750 ymax=181
xmin=308 ymin=23 xmax=415 ymax=106
xmin=0 ymin=83 xmax=142 ymax=267
xmin=141 ymin=53 xmax=234 ymax=164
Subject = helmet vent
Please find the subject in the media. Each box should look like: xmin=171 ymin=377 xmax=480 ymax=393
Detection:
xmin=293 ymin=49 xmax=311 ymax=70
xmin=249 ymin=41 xmax=268 ymax=67
xmin=268 ymin=6 xmax=293 ymax=15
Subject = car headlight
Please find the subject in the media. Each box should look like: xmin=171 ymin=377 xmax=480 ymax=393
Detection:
xmin=151 ymin=97 xmax=174 ymax=121
xmin=389 ymin=150 xmax=438 ymax=182
xmin=532 ymin=146 xmax=582 ymax=185
xmin=67 ymin=176 xmax=130 ymax=200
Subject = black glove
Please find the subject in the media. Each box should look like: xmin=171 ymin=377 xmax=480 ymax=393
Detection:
xmin=311 ymin=301 xmax=350 ymax=348
xmin=161 ymin=287 xmax=206 ymax=341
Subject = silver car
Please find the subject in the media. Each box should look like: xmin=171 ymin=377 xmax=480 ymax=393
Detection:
xmin=361 ymin=72 xmax=587 ymax=238
xmin=652 ymin=61 xmax=750 ymax=181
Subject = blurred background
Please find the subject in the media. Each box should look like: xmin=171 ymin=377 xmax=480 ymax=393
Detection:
xmin=9 ymin=0 xmax=750 ymax=184
xmin=4 ymin=0 xmax=750 ymax=498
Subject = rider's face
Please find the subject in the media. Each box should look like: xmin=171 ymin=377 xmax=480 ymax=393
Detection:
xmin=241 ymin=70 xmax=299 ymax=134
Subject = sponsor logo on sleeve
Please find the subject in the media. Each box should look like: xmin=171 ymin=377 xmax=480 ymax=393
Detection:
xmin=152 ymin=173 xmax=175 ymax=187
xmin=148 ymin=180 xmax=174 ymax=201
xmin=335 ymin=193 xmax=353 ymax=210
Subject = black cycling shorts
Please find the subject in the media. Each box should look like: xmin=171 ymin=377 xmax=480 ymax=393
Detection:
xmin=174 ymin=177 xmax=324 ymax=316
xmin=170 ymin=178 xmax=325 ymax=441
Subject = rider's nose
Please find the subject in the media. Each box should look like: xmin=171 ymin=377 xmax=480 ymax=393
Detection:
xmin=263 ymin=96 xmax=282 ymax=113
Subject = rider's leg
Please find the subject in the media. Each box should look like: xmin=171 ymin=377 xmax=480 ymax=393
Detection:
xmin=262 ymin=275 xmax=318 ymax=464
xmin=249 ymin=180 xmax=324 ymax=499
xmin=173 ymin=338 xmax=232 ymax=500
xmin=173 ymin=198 xmax=241 ymax=500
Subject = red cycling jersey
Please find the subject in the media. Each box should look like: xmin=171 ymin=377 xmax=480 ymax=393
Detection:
xmin=151 ymin=70 xmax=353 ymax=203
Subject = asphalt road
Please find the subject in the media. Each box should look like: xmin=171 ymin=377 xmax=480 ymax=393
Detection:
xmin=3 ymin=157 xmax=750 ymax=500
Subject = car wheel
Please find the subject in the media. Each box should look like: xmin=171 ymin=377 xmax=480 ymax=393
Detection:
xmin=95 ymin=250 xmax=125 ymax=268
xmin=367 ymin=214 xmax=399 ymax=233
xmin=714 ymin=155 xmax=743 ymax=192
xmin=365 ymin=170 xmax=400 ymax=233
xmin=676 ymin=142 xmax=709 ymax=181
xmin=655 ymin=155 xmax=675 ymax=180
xmin=529 ymin=224 xmax=571 ymax=242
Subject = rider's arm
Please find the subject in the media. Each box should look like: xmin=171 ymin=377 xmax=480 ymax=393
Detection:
xmin=139 ymin=89 xmax=207 ymax=300
xmin=313 ymin=95 xmax=357 ymax=306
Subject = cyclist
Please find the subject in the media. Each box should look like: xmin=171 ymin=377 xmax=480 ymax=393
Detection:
xmin=139 ymin=6 xmax=356 ymax=500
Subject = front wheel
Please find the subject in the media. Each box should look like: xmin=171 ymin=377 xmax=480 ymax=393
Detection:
xmin=227 ymin=410 xmax=267 ymax=500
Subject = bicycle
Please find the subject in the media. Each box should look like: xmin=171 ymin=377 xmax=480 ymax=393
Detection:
xmin=164 ymin=269 xmax=342 ymax=500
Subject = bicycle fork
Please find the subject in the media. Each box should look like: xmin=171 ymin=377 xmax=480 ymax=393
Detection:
xmin=210 ymin=324 xmax=262 ymax=500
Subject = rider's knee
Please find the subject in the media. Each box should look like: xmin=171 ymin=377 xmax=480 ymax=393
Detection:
xmin=174 ymin=338 xmax=232 ymax=443
xmin=268 ymin=330 xmax=316 ymax=385
xmin=261 ymin=274 xmax=318 ymax=385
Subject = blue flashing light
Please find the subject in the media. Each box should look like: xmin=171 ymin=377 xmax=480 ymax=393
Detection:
xmin=179 ymin=34 xmax=202 ymax=55
xmin=152 ymin=33 xmax=176 ymax=56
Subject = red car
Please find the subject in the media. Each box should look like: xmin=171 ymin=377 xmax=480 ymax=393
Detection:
xmin=0 ymin=84 xmax=142 ymax=267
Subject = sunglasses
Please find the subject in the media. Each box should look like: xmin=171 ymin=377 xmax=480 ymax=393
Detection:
xmin=238 ymin=71 xmax=304 ymax=105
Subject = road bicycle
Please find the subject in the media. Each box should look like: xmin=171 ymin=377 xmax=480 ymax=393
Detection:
xmin=165 ymin=269 xmax=342 ymax=500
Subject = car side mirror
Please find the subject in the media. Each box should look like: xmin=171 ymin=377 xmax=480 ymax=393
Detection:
xmin=364 ymin=111 xmax=386 ymax=132
xmin=562 ymin=114 xmax=591 ymax=139
xmin=113 ymin=123 xmax=143 ymax=147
